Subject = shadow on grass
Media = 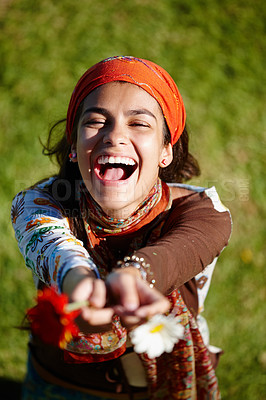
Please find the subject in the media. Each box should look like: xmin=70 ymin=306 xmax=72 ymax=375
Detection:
xmin=0 ymin=378 xmax=22 ymax=399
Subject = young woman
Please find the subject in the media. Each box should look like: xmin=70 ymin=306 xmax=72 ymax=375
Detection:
xmin=11 ymin=56 xmax=232 ymax=399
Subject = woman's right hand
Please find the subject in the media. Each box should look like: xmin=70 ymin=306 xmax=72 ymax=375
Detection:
xmin=106 ymin=267 xmax=170 ymax=328
xmin=62 ymin=267 xmax=114 ymax=333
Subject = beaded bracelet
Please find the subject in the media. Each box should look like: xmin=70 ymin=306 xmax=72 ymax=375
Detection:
xmin=116 ymin=255 xmax=156 ymax=288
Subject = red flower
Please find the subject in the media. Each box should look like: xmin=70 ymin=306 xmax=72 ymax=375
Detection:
xmin=27 ymin=287 xmax=81 ymax=349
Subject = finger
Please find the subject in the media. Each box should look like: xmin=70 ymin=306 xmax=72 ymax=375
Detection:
xmin=81 ymin=306 xmax=114 ymax=326
xmin=136 ymin=279 xmax=167 ymax=304
xmin=120 ymin=276 xmax=139 ymax=311
xmin=135 ymin=280 xmax=170 ymax=317
xmin=89 ymin=279 xmax=106 ymax=308
xmin=113 ymin=305 xmax=138 ymax=316
xmin=109 ymin=273 xmax=140 ymax=312
xmin=135 ymin=297 xmax=170 ymax=318
xmin=113 ymin=305 xmax=146 ymax=329
xmin=70 ymin=277 xmax=95 ymax=302
xmin=120 ymin=315 xmax=146 ymax=329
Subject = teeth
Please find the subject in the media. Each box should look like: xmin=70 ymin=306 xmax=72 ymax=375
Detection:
xmin=98 ymin=156 xmax=136 ymax=166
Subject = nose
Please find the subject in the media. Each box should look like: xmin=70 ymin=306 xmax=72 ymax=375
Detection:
xmin=102 ymin=122 xmax=129 ymax=146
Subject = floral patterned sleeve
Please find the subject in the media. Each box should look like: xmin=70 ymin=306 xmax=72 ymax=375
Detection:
xmin=11 ymin=180 xmax=99 ymax=291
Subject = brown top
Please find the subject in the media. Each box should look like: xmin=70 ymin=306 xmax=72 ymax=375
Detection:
xmin=29 ymin=185 xmax=231 ymax=391
xmin=134 ymin=189 xmax=231 ymax=313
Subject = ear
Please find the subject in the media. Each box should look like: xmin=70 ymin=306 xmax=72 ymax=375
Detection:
xmin=69 ymin=145 xmax=78 ymax=163
xmin=159 ymin=143 xmax=173 ymax=168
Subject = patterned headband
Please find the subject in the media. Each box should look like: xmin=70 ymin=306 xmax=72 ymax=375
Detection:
xmin=66 ymin=56 xmax=186 ymax=145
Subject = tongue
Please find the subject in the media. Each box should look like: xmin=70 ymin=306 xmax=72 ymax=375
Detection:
xmin=103 ymin=167 xmax=126 ymax=181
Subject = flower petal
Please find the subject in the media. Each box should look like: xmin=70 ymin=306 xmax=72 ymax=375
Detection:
xmin=130 ymin=314 xmax=185 ymax=358
xmin=26 ymin=287 xmax=80 ymax=348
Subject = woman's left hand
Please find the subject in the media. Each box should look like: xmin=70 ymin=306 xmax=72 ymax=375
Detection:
xmin=106 ymin=268 xmax=170 ymax=328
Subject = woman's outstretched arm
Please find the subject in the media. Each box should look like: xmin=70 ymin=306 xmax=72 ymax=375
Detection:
xmin=11 ymin=183 xmax=99 ymax=291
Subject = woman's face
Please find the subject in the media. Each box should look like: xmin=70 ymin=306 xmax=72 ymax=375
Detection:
xmin=76 ymin=82 xmax=172 ymax=218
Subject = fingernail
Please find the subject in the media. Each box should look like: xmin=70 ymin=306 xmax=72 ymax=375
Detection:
xmin=125 ymin=303 xmax=138 ymax=311
xmin=135 ymin=309 xmax=148 ymax=318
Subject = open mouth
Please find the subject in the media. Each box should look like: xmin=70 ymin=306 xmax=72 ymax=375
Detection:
xmin=94 ymin=155 xmax=138 ymax=181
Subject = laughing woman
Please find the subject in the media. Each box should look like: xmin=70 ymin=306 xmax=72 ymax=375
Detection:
xmin=11 ymin=56 xmax=231 ymax=400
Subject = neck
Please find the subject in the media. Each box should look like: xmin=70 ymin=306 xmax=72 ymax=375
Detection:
xmin=79 ymin=179 xmax=166 ymax=237
xmin=100 ymin=205 xmax=136 ymax=220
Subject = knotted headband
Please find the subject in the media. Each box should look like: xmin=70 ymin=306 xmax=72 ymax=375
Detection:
xmin=66 ymin=56 xmax=186 ymax=145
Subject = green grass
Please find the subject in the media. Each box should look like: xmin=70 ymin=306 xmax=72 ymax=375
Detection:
xmin=1 ymin=0 xmax=265 ymax=398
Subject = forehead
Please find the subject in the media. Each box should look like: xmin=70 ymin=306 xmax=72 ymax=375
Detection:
xmin=81 ymin=81 xmax=163 ymax=115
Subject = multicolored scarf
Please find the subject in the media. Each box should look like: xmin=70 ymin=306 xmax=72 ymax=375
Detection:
xmin=65 ymin=180 xmax=220 ymax=399
xmin=80 ymin=179 xmax=166 ymax=236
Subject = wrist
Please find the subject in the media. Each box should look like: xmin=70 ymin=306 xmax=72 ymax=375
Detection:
xmin=115 ymin=255 xmax=155 ymax=288
xmin=62 ymin=266 xmax=97 ymax=295
xmin=112 ymin=265 xmax=142 ymax=279
xmin=57 ymin=257 xmax=100 ymax=293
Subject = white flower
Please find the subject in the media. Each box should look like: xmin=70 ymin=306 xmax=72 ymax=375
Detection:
xmin=130 ymin=314 xmax=185 ymax=359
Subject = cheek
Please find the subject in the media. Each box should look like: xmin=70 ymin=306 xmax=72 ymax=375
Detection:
xmin=139 ymin=137 xmax=164 ymax=162
xmin=77 ymin=129 xmax=98 ymax=155
xmin=76 ymin=134 xmax=93 ymax=174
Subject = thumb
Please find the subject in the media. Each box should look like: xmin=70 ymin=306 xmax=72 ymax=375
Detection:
xmin=109 ymin=272 xmax=140 ymax=312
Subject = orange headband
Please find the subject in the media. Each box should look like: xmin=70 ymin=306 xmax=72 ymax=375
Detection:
xmin=66 ymin=56 xmax=186 ymax=145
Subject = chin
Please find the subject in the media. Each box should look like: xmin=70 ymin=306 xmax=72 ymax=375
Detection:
xmin=97 ymin=197 xmax=135 ymax=217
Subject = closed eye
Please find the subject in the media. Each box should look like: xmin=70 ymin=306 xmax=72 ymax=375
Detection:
xmin=129 ymin=120 xmax=150 ymax=128
xmin=83 ymin=119 xmax=107 ymax=128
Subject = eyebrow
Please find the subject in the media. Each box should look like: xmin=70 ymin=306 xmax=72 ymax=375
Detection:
xmin=127 ymin=109 xmax=157 ymax=120
xmin=81 ymin=107 xmax=110 ymax=118
xmin=81 ymin=107 xmax=157 ymax=120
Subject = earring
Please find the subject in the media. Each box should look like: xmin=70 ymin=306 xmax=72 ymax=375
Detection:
xmin=161 ymin=159 xmax=167 ymax=166
xmin=69 ymin=151 xmax=77 ymax=162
